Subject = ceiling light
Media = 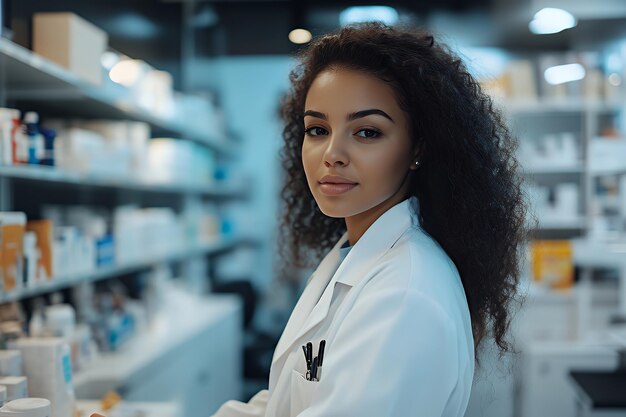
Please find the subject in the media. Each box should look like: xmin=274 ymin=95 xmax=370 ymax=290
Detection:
xmin=289 ymin=28 xmax=312 ymax=44
xmin=340 ymin=6 xmax=399 ymax=26
xmin=544 ymin=63 xmax=586 ymax=85
xmin=529 ymin=8 xmax=577 ymax=35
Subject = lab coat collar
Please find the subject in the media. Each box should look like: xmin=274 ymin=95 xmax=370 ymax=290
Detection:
xmin=335 ymin=195 xmax=420 ymax=287
xmin=270 ymin=196 xmax=420 ymax=372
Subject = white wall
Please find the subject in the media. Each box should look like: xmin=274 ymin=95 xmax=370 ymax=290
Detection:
xmin=190 ymin=56 xmax=294 ymax=294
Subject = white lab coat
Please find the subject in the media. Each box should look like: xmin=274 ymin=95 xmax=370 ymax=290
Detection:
xmin=212 ymin=196 xmax=475 ymax=417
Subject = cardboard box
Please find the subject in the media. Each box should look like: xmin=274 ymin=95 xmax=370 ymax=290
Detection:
xmin=33 ymin=12 xmax=108 ymax=85
xmin=0 ymin=212 xmax=27 ymax=292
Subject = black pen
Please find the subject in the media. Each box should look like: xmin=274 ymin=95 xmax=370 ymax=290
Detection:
xmin=310 ymin=356 xmax=319 ymax=382
xmin=302 ymin=345 xmax=310 ymax=373
xmin=306 ymin=342 xmax=313 ymax=380
xmin=317 ymin=340 xmax=326 ymax=381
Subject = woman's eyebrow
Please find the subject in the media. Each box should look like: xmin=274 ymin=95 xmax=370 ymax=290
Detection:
xmin=303 ymin=109 xmax=395 ymax=124
xmin=348 ymin=109 xmax=394 ymax=123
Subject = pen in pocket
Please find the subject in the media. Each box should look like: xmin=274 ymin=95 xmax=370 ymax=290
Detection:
xmin=316 ymin=340 xmax=326 ymax=381
xmin=302 ymin=340 xmax=326 ymax=382
xmin=302 ymin=343 xmax=312 ymax=380
xmin=310 ymin=356 xmax=319 ymax=382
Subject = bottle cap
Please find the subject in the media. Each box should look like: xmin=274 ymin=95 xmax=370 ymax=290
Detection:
xmin=23 ymin=112 xmax=39 ymax=124
xmin=0 ymin=398 xmax=51 ymax=417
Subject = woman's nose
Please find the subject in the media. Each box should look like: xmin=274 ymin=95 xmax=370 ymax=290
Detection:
xmin=323 ymin=134 xmax=349 ymax=167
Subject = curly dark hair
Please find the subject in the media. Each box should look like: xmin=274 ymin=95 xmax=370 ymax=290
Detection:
xmin=277 ymin=22 xmax=530 ymax=365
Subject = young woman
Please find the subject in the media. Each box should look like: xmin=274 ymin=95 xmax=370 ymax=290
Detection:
xmin=210 ymin=22 xmax=528 ymax=417
xmin=94 ymin=22 xmax=528 ymax=417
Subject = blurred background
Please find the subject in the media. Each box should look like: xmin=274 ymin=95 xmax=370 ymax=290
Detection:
xmin=0 ymin=0 xmax=625 ymax=416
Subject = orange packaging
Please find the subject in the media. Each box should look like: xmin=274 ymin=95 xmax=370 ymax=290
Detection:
xmin=531 ymin=240 xmax=574 ymax=289
xmin=0 ymin=212 xmax=27 ymax=292
xmin=26 ymin=219 xmax=54 ymax=281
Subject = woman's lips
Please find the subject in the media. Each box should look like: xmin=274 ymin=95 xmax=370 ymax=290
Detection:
xmin=318 ymin=182 xmax=358 ymax=195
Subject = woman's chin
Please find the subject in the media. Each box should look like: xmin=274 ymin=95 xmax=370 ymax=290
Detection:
xmin=315 ymin=200 xmax=357 ymax=219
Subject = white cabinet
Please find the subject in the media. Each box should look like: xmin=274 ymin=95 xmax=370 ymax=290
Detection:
xmin=75 ymin=295 xmax=243 ymax=417
xmin=517 ymin=342 xmax=618 ymax=417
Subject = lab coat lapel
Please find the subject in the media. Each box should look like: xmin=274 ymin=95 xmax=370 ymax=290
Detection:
xmin=270 ymin=197 xmax=419 ymax=377
xmin=270 ymin=232 xmax=349 ymax=371
xmin=334 ymin=196 xmax=418 ymax=288
xmin=296 ymin=197 xmax=417 ymax=340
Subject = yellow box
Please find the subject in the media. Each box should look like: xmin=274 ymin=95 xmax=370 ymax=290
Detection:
xmin=33 ymin=12 xmax=108 ymax=85
xmin=531 ymin=240 xmax=574 ymax=289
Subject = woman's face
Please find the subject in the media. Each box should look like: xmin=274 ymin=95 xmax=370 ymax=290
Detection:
xmin=302 ymin=67 xmax=417 ymax=219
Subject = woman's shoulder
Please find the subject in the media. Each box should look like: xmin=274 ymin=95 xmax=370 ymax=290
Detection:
xmin=359 ymin=226 xmax=469 ymax=323
xmin=372 ymin=227 xmax=461 ymax=289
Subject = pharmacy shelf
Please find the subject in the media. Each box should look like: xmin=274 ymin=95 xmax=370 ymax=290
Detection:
xmin=500 ymin=99 xmax=624 ymax=115
xmin=538 ymin=217 xmax=587 ymax=230
xmin=573 ymin=239 xmax=626 ymax=268
xmin=523 ymin=164 xmax=585 ymax=175
xmin=0 ymin=164 xmax=248 ymax=198
xmin=590 ymin=167 xmax=626 ymax=176
xmin=0 ymin=38 xmax=235 ymax=156
xmin=0 ymin=235 xmax=257 ymax=303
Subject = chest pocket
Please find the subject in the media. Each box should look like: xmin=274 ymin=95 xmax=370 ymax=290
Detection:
xmin=288 ymin=282 xmax=352 ymax=416
xmin=290 ymin=369 xmax=318 ymax=416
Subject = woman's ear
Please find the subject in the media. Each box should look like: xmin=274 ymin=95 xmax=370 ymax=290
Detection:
xmin=410 ymin=144 xmax=423 ymax=170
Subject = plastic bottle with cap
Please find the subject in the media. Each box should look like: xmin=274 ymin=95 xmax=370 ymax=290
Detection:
xmin=22 ymin=112 xmax=43 ymax=165
xmin=0 ymin=398 xmax=51 ymax=417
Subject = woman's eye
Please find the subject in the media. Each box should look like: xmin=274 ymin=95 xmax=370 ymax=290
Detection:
xmin=304 ymin=127 xmax=328 ymax=136
xmin=355 ymin=128 xmax=382 ymax=139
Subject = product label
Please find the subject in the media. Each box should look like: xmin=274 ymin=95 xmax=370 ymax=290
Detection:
xmin=63 ymin=353 xmax=72 ymax=384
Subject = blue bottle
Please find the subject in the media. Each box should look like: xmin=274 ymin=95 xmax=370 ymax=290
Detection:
xmin=23 ymin=111 xmax=43 ymax=165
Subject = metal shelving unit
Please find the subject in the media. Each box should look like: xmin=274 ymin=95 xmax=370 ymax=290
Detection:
xmin=0 ymin=37 xmax=236 ymax=156
xmin=0 ymin=36 xmax=252 ymax=302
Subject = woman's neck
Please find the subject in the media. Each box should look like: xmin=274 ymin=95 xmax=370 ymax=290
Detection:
xmin=344 ymin=190 xmax=409 ymax=246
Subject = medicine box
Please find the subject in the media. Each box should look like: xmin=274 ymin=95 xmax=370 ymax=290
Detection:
xmin=0 ymin=212 xmax=27 ymax=292
xmin=32 ymin=12 xmax=108 ymax=85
